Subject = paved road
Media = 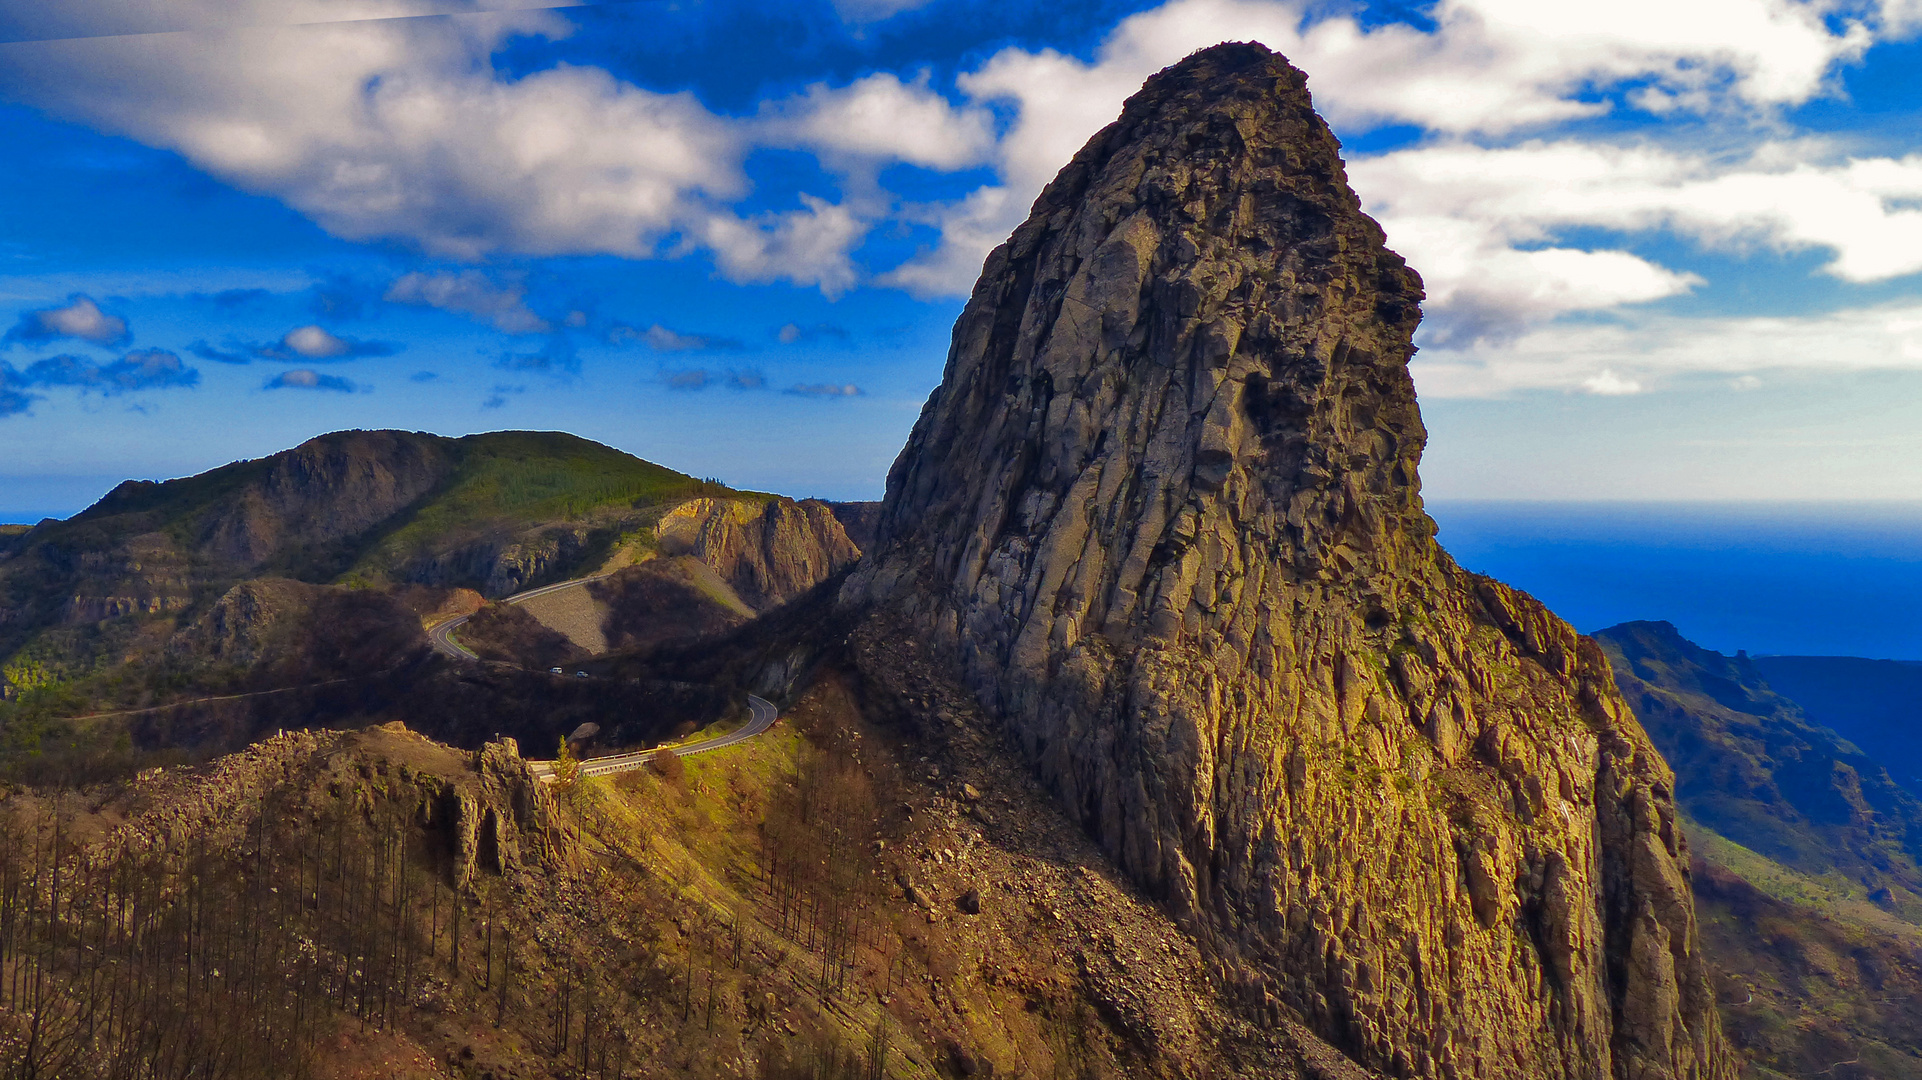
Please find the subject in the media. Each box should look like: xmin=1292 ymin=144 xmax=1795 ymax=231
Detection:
xmin=426 ymin=574 xmax=612 ymax=662
xmin=530 ymin=695 xmax=779 ymax=783
xmin=426 ymin=574 xmax=778 ymax=782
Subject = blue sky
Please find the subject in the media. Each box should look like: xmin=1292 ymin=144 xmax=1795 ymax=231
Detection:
xmin=6 ymin=0 xmax=1922 ymax=518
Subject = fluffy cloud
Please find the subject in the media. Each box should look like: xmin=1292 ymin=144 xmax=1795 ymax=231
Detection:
xmin=1413 ymin=298 xmax=1922 ymax=396
xmin=265 ymin=369 xmax=357 ymax=392
xmin=385 ymin=270 xmax=548 ymax=333
xmin=191 ymin=327 xmax=394 ymax=364
xmin=765 ymin=72 xmax=996 ymax=172
xmin=0 ymin=7 xmax=919 ymax=294
xmin=0 ymin=11 xmax=744 ymax=262
xmin=890 ymin=0 xmax=1898 ymax=300
xmin=695 ymin=197 xmax=867 ymax=297
xmin=1348 ymin=141 xmax=1922 ymax=340
xmin=3 ymin=295 xmax=131 ymax=348
xmin=20 ymin=349 xmax=199 ymax=394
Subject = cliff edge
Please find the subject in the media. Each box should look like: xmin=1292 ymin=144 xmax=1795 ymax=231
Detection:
xmin=844 ymin=42 xmax=1732 ymax=1080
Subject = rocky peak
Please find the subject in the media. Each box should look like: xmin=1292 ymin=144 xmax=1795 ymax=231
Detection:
xmin=847 ymin=42 xmax=1731 ymax=1080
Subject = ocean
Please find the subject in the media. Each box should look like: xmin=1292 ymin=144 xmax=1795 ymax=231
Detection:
xmin=1426 ymin=501 xmax=1922 ymax=661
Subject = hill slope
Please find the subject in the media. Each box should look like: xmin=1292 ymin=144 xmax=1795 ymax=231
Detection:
xmin=1751 ymin=656 xmax=1922 ymax=797
xmin=1595 ymin=620 xmax=1922 ymax=1078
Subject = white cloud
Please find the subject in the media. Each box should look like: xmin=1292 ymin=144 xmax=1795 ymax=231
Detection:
xmin=0 ymin=7 xmax=1031 ymax=296
xmin=891 ymin=0 xmax=1891 ymax=302
xmin=696 ymin=196 xmax=866 ymax=298
xmin=766 ymin=72 xmax=995 ymax=172
xmin=1344 ymin=141 xmax=1922 ymax=340
xmin=384 ymin=270 xmax=548 ymax=333
xmin=1581 ymin=369 xmax=1644 ymax=396
xmin=0 ymin=14 xmax=751 ymax=261
xmin=1414 ymin=299 xmax=1922 ymax=397
xmin=3 ymin=294 xmax=131 ymax=347
xmin=879 ymin=185 xmax=1020 ymax=298
xmin=282 ymin=325 xmax=353 ymax=358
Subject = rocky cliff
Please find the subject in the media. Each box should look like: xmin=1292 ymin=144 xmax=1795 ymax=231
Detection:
xmin=844 ymin=42 xmax=1731 ymax=1080
xmin=658 ymin=497 xmax=861 ymax=611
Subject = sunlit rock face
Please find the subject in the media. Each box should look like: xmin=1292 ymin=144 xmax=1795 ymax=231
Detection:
xmin=846 ymin=41 xmax=1732 ymax=1080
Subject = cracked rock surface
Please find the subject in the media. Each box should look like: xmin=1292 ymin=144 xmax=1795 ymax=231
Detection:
xmin=844 ymin=41 xmax=1733 ymax=1080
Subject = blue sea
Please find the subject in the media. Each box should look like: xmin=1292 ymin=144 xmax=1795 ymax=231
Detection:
xmin=1428 ymin=502 xmax=1922 ymax=661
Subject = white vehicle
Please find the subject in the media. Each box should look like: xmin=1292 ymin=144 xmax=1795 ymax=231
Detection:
xmin=574 ymin=671 xmax=589 ymax=679
xmin=549 ymin=667 xmax=564 ymax=675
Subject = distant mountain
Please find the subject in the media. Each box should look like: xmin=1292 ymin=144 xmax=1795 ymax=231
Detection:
xmin=1594 ymin=620 xmax=1922 ymax=1078
xmin=1753 ymin=655 xmax=1922 ymax=797
xmin=0 ymin=429 xmax=872 ymax=781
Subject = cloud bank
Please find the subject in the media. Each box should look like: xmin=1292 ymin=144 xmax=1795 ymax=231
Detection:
xmin=4 ymin=0 xmax=1920 ymax=396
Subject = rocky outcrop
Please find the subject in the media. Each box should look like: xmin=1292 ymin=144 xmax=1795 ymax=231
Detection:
xmin=170 ymin=578 xmax=320 ymax=664
xmin=658 ymin=497 xmax=861 ymax=611
xmin=844 ymin=43 xmax=1730 ymax=1080
xmin=406 ymin=527 xmax=597 ymax=597
xmin=452 ymin=737 xmax=558 ymax=888
xmin=1596 ymin=620 xmax=1922 ymax=908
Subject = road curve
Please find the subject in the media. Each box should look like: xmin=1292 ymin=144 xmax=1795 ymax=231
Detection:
xmin=426 ymin=573 xmax=613 ymax=663
xmin=529 ymin=694 xmax=779 ymax=783
xmin=425 ymin=574 xmax=779 ymax=781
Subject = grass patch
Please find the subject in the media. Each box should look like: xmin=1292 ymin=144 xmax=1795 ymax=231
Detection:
xmin=1688 ymin=816 xmax=1922 ymax=945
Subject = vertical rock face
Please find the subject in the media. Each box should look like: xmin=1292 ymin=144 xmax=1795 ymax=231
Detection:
xmin=658 ymin=497 xmax=862 ymax=610
xmin=845 ymin=43 xmax=1732 ymax=1080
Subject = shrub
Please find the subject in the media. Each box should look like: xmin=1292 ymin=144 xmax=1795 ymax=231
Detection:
xmin=651 ymin=748 xmax=685 ymax=782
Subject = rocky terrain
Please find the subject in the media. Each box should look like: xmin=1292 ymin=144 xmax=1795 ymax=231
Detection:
xmin=1750 ymin=656 xmax=1922 ymax=799
xmin=0 ymin=432 xmax=866 ymax=757
xmin=1596 ymin=620 xmax=1922 ymax=1078
xmin=657 ymin=497 xmax=863 ymax=612
xmin=841 ymin=42 xmax=1729 ymax=1080
xmin=0 ymin=682 xmax=1396 ymax=1080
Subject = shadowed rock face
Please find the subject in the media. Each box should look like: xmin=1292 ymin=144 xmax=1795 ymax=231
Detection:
xmin=657 ymin=497 xmax=861 ymax=611
xmin=845 ymin=42 xmax=1731 ymax=1080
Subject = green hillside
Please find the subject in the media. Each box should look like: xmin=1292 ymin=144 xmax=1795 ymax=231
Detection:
xmin=337 ymin=430 xmax=738 ymax=585
xmin=1594 ymin=621 xmax=1922 ymax=1078
xmin=0 ymin=429 xmax=743 ymax=697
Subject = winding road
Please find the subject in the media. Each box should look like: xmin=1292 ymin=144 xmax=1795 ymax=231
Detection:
xmin=530 ymin=694 xmax=779 ymax=783
xmin=426 ymin=575 xmax=778 ymax=782
xmin=427 ymin=574 xmax=612 ymax=662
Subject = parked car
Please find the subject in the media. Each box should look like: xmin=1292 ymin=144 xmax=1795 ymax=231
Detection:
xmin=549 ymin=667 xmax=564 ymax=675
xmin=574 ymin=671 xmax=589 ymax=679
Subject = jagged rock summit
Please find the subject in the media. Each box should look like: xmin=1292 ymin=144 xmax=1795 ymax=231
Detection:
xmin=846 ymin=42 xmax=1733 ymax=1080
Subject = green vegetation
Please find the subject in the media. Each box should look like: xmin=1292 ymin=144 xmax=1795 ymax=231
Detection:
xmin=1688 ymin=819 xmax=1922 ymax=945
xmin=350 ymin=432 xmax=727 ymax=574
